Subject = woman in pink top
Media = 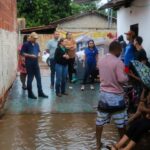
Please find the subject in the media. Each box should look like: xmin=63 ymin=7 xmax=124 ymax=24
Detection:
xmin=18 ymin=35 xmax=28 ymax=90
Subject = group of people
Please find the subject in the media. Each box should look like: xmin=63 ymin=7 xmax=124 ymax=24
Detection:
xmin=18 ymin=30 xmax=150 ymax=150
xmin=46 ymin=31 xmax=77 ymax=97
xmin=96 ymin=30 xmax=150 ymax=150
xmin=18 ymin=31 xmax=99 ymax=98
xmin=46 ymin=31 xmax=99 ymax=96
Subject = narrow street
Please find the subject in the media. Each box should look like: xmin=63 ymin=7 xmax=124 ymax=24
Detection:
xmin=0 ymin=65 xmax=120 ymax=150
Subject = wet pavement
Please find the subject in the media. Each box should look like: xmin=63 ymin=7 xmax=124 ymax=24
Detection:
xmin=0 ymin=66 xmax=150 ymax=150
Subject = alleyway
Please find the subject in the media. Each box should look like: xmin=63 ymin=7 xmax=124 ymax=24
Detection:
xmin=0 ymin=66 xmax=149 ymax=150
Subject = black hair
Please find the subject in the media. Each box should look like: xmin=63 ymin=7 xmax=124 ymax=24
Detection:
xmin=109 ymin=41 xmax=122 ymax=52
xmin=23 ymin=35 xmax=28 ymax=43
xmin=58 ymin=38 xmax=65 ymax=46
xmin=66 ymin=32 xmax=71 ymax=38
xmin=135 ymin=36 xmax=143 ymax=45
xmin=87 ymin=40 xmax=95 ymax=48
xmin=118 ymin=35 xmax=124 ymax=42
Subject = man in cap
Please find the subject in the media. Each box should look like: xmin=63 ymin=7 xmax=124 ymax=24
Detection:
xmin=21 ymin=32 xmax=48 ymax=99
xmin=124 ymin=30 xmax=136 ymax=73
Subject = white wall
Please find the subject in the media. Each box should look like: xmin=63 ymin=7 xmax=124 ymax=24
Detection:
xmin=0 ymin=30 xmax=17 ymax=101
xmin=117 ymin=0 xmax=150 ymax=57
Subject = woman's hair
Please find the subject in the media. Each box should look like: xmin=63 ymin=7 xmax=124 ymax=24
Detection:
xmin=109 ymin=41 xmax=122 ymax=52
xmin=23 ymin=35 xmax=28 ymax=43
xmin=58 ymin=38 xmax=65 ymax=46
xmin=66 ymin=32 xmax=71 ymax=38
xmin=87 ymin=40 xmax=96 ymax=48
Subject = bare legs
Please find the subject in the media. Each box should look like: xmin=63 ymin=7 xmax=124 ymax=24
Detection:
xmin=96 ymin=125 xmax=103 ymax=150
xmin=112 ymin=135 xmax=136 ymax=150
xmin=96 ymin=126 xmax=126 ymax=150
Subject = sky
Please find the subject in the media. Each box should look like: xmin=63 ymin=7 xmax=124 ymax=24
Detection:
xmin=97 ymin=0 xmax=108 ymax=8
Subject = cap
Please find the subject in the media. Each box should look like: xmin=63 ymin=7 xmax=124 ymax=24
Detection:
xmin=124 ymin=31 xmax=135 ymax=37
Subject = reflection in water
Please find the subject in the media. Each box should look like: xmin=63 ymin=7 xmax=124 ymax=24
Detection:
xmin=0 ymin=113 xmax=149 ymax=150
xmin=0 ymin=114 xmax=120 ymax=150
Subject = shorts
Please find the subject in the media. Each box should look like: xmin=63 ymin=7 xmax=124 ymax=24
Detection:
xmin=96 ymin=91 xmax=128 ymax=128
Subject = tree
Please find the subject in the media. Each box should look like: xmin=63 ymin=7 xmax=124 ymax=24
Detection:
xmin=70 ymin=2 xmax=97 ymax=14
xmin=17 ymin=0 xmax=72 ymax=27
xmin=17 ymin=0 xmax=114 ymax=28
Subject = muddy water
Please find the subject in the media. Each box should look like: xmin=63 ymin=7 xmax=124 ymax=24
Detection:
xmin=0 ymin=113 xmax=119 ymax=150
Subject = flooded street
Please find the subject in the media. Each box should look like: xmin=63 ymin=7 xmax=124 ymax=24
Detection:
xmin=0 ymin=114 xmax=119 ymax=150
xmin=0 ymin=72 xmax=149 ymax=150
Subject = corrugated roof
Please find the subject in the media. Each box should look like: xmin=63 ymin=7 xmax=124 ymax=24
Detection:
xmin=100 ymin=0 xmax=135 ymax=10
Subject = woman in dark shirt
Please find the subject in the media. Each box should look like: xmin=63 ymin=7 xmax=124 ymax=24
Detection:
xmin=54 ymin=38 xmax=69 ymax=97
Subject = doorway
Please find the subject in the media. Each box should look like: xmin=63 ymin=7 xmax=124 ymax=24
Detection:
xmin=130 ymin=24 xmax=139 ymax=37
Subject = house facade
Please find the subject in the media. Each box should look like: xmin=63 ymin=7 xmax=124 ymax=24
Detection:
xmin=21 ymin=11 xmax=117 ymax=51
xmin=0 ymin=0 xmax=17 ymax=105
xmin=117 ymin=0 xmax=150 ymax=57
xmin=101 ymin=0 xmax=150 ymax=57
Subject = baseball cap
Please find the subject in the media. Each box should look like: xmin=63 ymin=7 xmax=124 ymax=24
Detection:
xmin=124 ymin=31 xmax=135 ymax=37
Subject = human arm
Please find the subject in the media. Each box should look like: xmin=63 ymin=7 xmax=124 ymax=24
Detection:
xmin=55 ymin=47 xmax=69 ymax=61
xmin=116 ymin=61 xmax=128 ymax=84
xmin=139 ymin=105 xmax=150 ymax=113
xmin=127 ymin=110 xmax=141 ymax=124
xmin=46 ymin=41 xmax=51 ymax=53
xmin=127 ymin=70 xmax=141 ymax=81
xmin=82 ymin=50 xmax=86 ymax=67
xmin=20 ymin=43 xmax=37 ymax=58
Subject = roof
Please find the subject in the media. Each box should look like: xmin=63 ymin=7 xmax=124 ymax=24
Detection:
xmin=49 ymin=11 xmax=116 ymax=25
xmin=100 ymin=0 xmax=135 ymax=10
xmin=21 ymin=11 xmax=116 ymax=34
xmin=21 ymin=24 xmax=56 ymax=34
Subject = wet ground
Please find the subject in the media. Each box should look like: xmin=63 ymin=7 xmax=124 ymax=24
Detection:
xmin=0 ymin=66 xmax=150 ymax=150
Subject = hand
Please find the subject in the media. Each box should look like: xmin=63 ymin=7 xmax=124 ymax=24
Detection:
xmin=138 ymin=102 xmax=145 ymax=112
xmin=63 ymin=54 xmax=69 ymax=59
xmin=65 ymin=54 xmax=70 ymax=59
xmin=146 ymin=114 xmax=150 ymax=119
xmin=30 ymin=54 xmax=37 ymax=58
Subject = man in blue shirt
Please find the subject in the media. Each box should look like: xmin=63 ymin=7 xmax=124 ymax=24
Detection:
xmin=21 ymin=32 xmax=48 ymax=99
xmin=124 ymin=31 xmax=136 ymax=73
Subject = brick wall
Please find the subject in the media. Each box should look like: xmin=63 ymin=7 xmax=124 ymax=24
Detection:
xmin=0 ymin=0 xmax=17 ymax=107
xmin=0 ymin=0 xmax=16 ymax=31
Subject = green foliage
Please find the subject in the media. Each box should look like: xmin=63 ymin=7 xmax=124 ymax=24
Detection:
xmin=17 ymin=0 xmax=72 ymax=27
xmin=17 ymin=0 xmax=109 ymax=28
xmin=70 ymin=2 xmax=97 ymax=14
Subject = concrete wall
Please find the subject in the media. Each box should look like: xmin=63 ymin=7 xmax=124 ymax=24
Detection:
xmin=0 ymin=0 xmax=17 ymax=105
xmin=58 ymin=14 xmax=116 ymax=31
xmin=117 ymin=0 xmax=150 ymax=57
